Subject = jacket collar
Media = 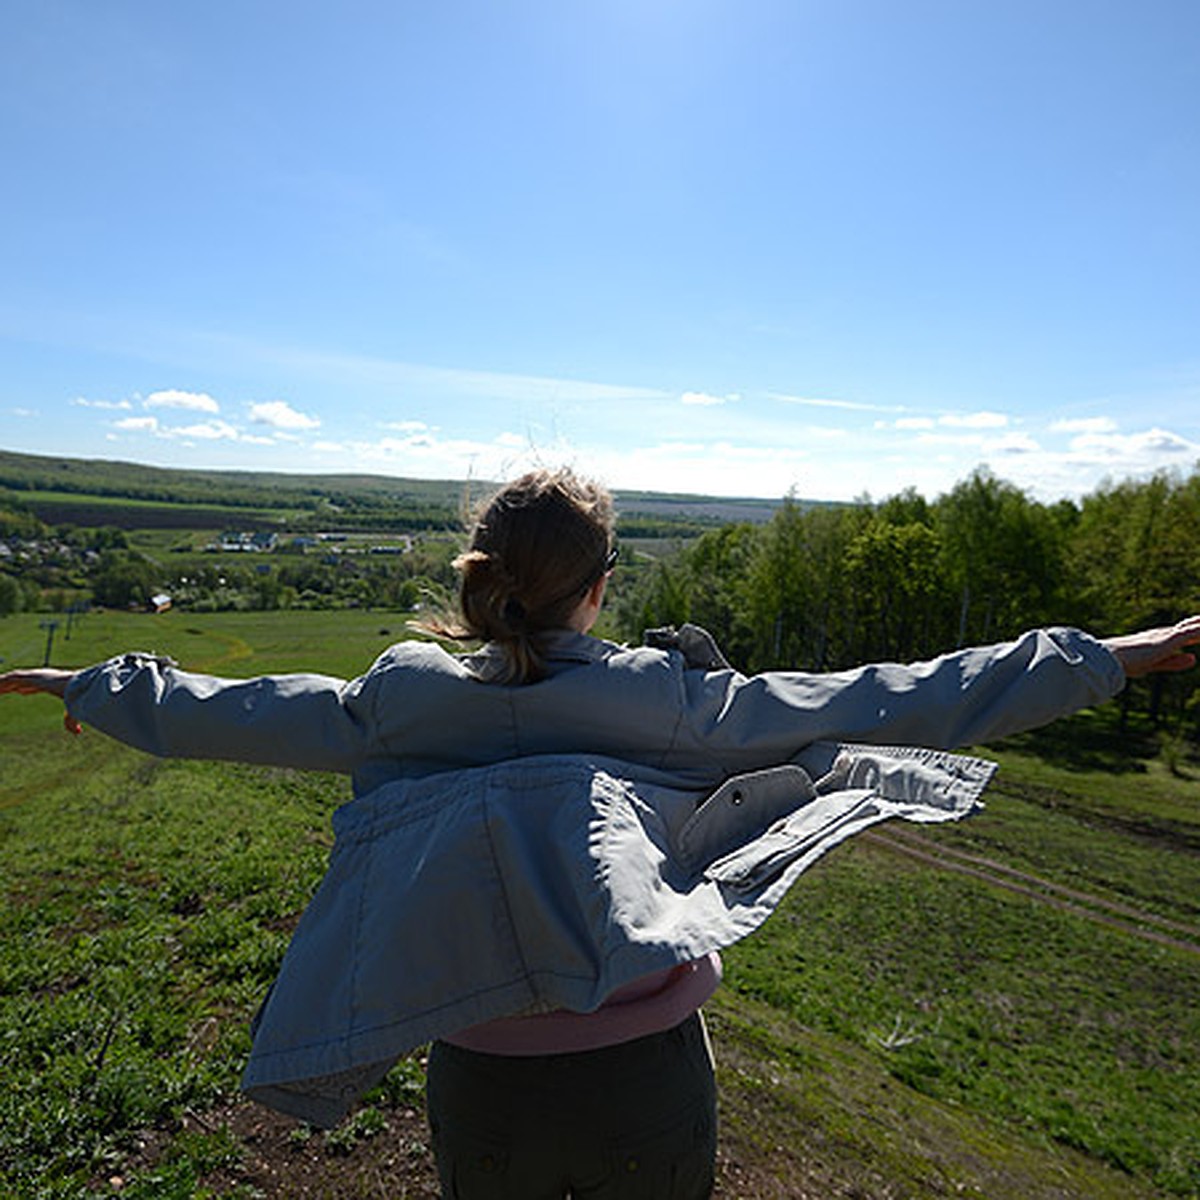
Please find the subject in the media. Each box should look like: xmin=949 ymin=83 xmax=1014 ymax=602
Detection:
xmin=460 ymin=630 xmax=624 ymax=681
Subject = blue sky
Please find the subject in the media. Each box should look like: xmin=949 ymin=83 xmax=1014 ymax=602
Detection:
xmin=3 ymin=1 xmax=1198 ymax=502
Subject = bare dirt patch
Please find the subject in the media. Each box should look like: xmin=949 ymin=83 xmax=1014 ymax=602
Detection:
xmin=168 ymin=1098 xmax=811 ymax=1199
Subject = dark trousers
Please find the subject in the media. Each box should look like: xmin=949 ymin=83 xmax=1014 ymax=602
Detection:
xmin=426 ymin=1013 xmax=717 ymax=1199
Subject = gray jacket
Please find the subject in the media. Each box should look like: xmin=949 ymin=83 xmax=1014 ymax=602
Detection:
xmin=64 ymin=625 xmax=1125 ymax=1126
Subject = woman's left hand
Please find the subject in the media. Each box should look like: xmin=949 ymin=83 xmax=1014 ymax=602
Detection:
xmin=1102 ymin=615 xmax=1200 ymax=679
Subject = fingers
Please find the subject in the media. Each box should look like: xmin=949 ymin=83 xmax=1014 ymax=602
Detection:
xmin=1174 ymin=617 xmax=1200 ymax=644
xmin=1158 ymin=619 xmax=1200 ymax=663
xmin=1151 ymin=652 xmax=1197 ymax=674
xmin=0 ymin=668 xmax=73 ymax=697
xmin=1 ymin=670 xmax=82 ymax=733
xmin=1102 ymin=619 xmax=1200 ymax=678
xmin=0 ymin=674 xmax=46 ymax=695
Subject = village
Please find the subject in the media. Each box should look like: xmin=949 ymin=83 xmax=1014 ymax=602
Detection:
xmin=0 ymin=521 xmax=432 ymax=617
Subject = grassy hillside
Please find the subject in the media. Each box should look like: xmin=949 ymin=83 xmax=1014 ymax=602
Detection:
xmin=0 ymin=447 xmax=780 ymax=534
xmin=1 ymin=610 xmax=1197 ymax=1198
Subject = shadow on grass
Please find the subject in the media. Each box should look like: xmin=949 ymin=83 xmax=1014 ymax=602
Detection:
xmin=992 ymin=708 xmax=1160 ymax=775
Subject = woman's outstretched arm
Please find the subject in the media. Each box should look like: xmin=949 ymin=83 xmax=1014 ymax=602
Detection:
xmin=0 ymin=657 xmax=374 ymax=772
xmin=0 ymin=668 xmax=83 ymax=733
xmin=682 ymin=614 xmax=1200 ymax=765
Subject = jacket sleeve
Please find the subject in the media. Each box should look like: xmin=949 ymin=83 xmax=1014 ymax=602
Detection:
xmin=679 ymin=627 xmax=1126 ymax=771
xmin=63 ymin=652 xmax=377 ymax=773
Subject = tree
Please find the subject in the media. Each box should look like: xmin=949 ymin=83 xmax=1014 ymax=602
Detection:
xmin=0 ymin=573 xmax=24 ymax=616
xmin=844 ymin=518 xmax=944 ymax=662
xmin=742 ymin=497 xmax=869 ymax=670
xmin=934 ymin=468 xmax=1064 ymax=646
xmin=678 ymin=523 xmax=758 ymax=667
xmin=90 ymin=551 xmax=159 ymax=609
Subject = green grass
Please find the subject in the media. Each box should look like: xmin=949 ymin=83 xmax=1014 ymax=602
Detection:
xmin=708 ymin=989 xmax=1169 ymax=1200
xmin=2 ymin=612 xmax=1199 ymax=1197
xmin=724 ymin=839 xmax=1200 ymax=1192
xmin=0 ymin=608 xmax=415 ymax=682
xmin=0 ymin=744 xmax=339 ymax=1195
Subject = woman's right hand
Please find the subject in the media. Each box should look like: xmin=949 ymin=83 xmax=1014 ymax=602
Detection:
xmin=0 ymin=668 xmax=83 ymax=733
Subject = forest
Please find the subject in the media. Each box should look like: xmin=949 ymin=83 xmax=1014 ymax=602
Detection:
xmin=614 ymin=465 xmax=1200 ymax=740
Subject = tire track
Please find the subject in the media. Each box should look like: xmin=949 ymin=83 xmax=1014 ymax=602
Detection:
xmin=863 ymin=827 xmax=1200 ymax=956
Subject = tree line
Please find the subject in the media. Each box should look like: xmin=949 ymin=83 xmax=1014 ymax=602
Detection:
xmin=611 ymin=466 xmax=1200 ymax=739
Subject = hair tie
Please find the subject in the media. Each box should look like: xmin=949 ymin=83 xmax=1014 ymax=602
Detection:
xmin=502 ymin=596 xmax=527 ymax=630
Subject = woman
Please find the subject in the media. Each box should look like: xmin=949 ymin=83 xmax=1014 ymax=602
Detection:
xmin=4 ymin=467 xmax=1200 ymax=1200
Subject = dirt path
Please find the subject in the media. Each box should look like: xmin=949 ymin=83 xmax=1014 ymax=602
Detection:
xmin=864 ymin=826 xmax=1200 ymax=956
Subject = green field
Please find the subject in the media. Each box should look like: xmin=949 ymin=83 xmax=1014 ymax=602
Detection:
xmin=2 ymin=610 xmax=1199 ymax=1198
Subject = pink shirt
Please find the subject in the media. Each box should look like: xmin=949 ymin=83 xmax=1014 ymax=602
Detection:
xmin=444 ymin=953 xmax=722 ymax=1056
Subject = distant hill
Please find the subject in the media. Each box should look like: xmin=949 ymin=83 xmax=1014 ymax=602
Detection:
xmin=0 ymin=447 xmax=793 ymax=533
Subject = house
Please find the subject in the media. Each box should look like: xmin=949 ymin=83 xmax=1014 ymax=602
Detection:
xmin=215 ymin=531 xmax=279 ymax=553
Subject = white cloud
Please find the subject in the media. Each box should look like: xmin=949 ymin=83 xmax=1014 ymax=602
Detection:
xmin=771 ymin=392 xmax=903 ymax=413
xmin=939 ymin=411 xmax=1009 ymax=429
xmin=989 ymin=433 xmax=1041 ymax=455
xmin=579 ymin=440 xmax=812 ymax=498
xmin=1140 ymin=429 xmax=1195 ymax=453
xmin=1049 ymin=416 xmax=1119 ymax=435
xmin=169 ymin=419 xmax=240 ymax=440
xmin=391 ymin=433 xmax=436 ymax=450
xmin=72 ymin=396 xmax=132 ymax=410
xmin=1069 ymin=427 xmax=1196 ymax=461
xmin=308 ymin=429 xmax=571 ymax=484
xmin=913 ymin=431 xmax=987 ymax=449
xmin=114 ymin=415 xmax=160 ymax=432
xmin=10 ymin=407 xmax=36 ymax=418
xmin=680 ymin=391 xmax=732 ymax=407
xmin=881 ymin=412 xmax=1011 ymax=434
xmin=145 ymin=389 xmax=220 ymax=413
xmin=248 ymin=399 xmax=321 ymax=430
xmin=385 ymin=420 xmax=431 ymax=433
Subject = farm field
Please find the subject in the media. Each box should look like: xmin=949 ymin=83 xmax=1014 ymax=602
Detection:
xmin=1 ymin=610 xmax=1199 ymax=1198
xmin=0 ymin=490 xmax=291 ymax=530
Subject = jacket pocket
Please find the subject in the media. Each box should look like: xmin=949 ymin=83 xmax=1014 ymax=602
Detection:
xmin=676 ymin=765 xmax=816 ymax=874
xmin=703 ymin=791 xmax=882 ymax=892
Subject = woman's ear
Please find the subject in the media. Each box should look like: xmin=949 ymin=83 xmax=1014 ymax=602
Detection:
xmin=568 ymin=574 xmax=608 ymax=633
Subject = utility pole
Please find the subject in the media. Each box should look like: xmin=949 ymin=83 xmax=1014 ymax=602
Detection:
xmin=65 ymin=602 xmax=84 ymax=640
xmin=39 ymin=619 xmax=60 ymax=666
